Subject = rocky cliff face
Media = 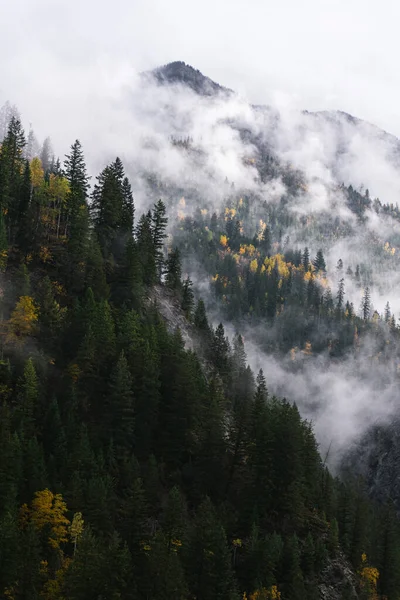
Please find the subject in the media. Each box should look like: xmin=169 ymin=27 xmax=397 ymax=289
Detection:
xmin=319 ymin=552 xmax=359 ymax=599
xmin=147 ymin=284 xmax=194 ymax=349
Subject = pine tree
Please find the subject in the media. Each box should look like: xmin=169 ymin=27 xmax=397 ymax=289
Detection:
xmin=151 ymin=199 xmax=168 ymax=279
xmin=302 ymin=247 xmax=310 ymax=271
xmin=186 ymin=497 xmax=239 ymax=600
xmin=0 ymin=116 xmax=26 ymax=236
xmin=137 ymin=212 xmax=157 ymax=286
xmin=181 ymin=277 xmax=195 ymax=319
xmin=337 ymin=277 xmax=345 ymax=310
xmin=121 ymin=176 xmax=135 ymax=237
xmin=362 ymin=287 xmax=371 ymax=321
xmin=106 ymin=351 xmax=135 ymax=457
xmin=313 ymin=249 xmax=326 ymax=272
xmin=384 ymin=301 xmax=391 ymax=323
xmin=63 ymin=140 xmax=90 ymax=293
xmin=17 ymin=357 xmax=39 ymax=437
xmin=280 ymin=534 xmax=306 ymax=600
xmin=212 ymin=323 xmax=231 ymax=381
xmin=165 ymin=247 xmax=182 ymax=290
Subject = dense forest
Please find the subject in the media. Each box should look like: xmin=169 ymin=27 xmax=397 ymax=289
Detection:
xmin=2 ymin=110 xmax=400 ymax=600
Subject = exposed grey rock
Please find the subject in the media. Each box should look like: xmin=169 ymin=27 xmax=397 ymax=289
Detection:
xmin=319 ymin=552 xmax=358 ymax=599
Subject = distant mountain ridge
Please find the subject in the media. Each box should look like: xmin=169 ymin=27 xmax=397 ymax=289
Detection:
xmin=145 ymin=61 xmax=400 ymax=156
xmin=144 ymin=61 xmax=233 ymax=97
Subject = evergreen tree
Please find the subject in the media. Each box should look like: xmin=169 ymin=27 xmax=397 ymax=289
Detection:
xmin=186 ymin=497 xmax=239 ymax=600
xmin=302 ymin=247 xmax=310 ymax=271
xmin=106 ymin=351 xmax=135 ymax=457
xmin=313 ymin=249 xmax=326 ymax=272
xmin=63 ymin=140 xmax=90 ymax=294
xmin=337 ymin=277 xmax=345 ymax=310
xmin=151 ymin=199 xmax=168 ymax=279
xmin=165 ymin=247 xmax=182 ymax=290
xmin=181 ymin=276 xmax=195 ymax=319
xmin=362 ymin=287 xmax=371 ymax=320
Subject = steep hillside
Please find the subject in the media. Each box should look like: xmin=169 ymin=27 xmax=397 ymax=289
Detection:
xmin=2 ymin=62 xmax=400 ymax=597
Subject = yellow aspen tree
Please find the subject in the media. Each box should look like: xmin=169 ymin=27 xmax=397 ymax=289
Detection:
xmin=48 ymin=174 xmax=70 ymax=238
xmin=30 ymin=157 xmax=44 ymax=188
xmin=220 ymin=234 xmax=228 ymax=247
xmin=69 ymin=512 xmax=84 ymax=554
xmin=250 ymin=259 xmax=258 ymax=273
xmin=30 ymin=489 xmax=70 ymax=549
xmin=359 ymin=553 xmax=379 ymax=600
xmin=7 ymin=296 xmax=39 ymax=340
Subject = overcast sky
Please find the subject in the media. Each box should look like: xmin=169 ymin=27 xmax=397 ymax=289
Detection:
xmin=1 ymin=0 xmax=399 ymax=145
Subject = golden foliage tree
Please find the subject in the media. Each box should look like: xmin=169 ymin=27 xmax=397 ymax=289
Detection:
xmin=30 ymin=157 xmax=44 ymax=188
xmin=23 ymin=488 xmax=71 ymax=550
xmin=7 ymin=295 xmax=39 ymax=341
xmin=359 ymin=553 xmax=380 ymax=600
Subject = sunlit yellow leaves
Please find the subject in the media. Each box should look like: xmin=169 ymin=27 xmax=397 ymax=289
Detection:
xmin=384 ymin=241 xmax=396 ymax=255
xmin=220 ymin=235 xmax=228 ymax=248
xmin=359 ymin=554 xmax=379 ymax=600
xmin=30 ymin=157 xmax=44 ymax=188
xmin=48 ymin=174 xmax=69 ymax=204
xmin=8 ymin=296 xmax=38 ymax=340
xmin=250 ymin=259 xmax=258 ymax=273
xmin=240 ymin=244 xmax=256 ymax=256
xmin=303 ymin=341 xmax=312 ymax=355
xmin=29 ymin=489 xmax=70 ymax=550
xmin=179 ymin=197 xmax=186 ymax=207
xmin=263 ymin=255 xmax=290 ymax=278
xmin=170 ymin=538 xmax=183 ymax=553
xmin=257 ymin=219 xmax=267 ymax=241
xmin=225 ymin=207 xmax=236 ymax=219
xmin=243 ymin=586 xmax=281 ymax=600
xmin=200 ymin=208 xmax=208 ymax=215
xmin=39 ymin=246 xmax=52 ymax=264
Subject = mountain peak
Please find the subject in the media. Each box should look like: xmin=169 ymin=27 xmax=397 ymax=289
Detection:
xmin=144 ymin=61 xmax=232 ymax=97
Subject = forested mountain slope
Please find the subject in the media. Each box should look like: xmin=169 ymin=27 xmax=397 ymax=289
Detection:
xmin=2 ymin=63 xmax=400 ymax=598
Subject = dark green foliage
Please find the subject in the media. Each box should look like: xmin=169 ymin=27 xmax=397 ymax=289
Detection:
xmin=165 ymin=246 xmax=182 ymax=290
xmin=186 ymin=497 xmax=239 ymax=600
xmin=181 ymin=276 xmax=195 ymax=319
xmin=313 ymin=249 xmax=326 ymax=272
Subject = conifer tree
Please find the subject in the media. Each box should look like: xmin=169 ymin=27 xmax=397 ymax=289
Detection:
xmin=106 ymin=351 xmax=135 ymax=457
xmin=63 ymin=140 xmax=90 ymax=293
xmin=186 ymin=497 xmax=239 ymax=600
xmin=165 ymin=247 xmax=182 ymax=290
xmin=313 ymin=249 xmax=326 ymax=272
xmin=151 ymin=199 xmax=168 ymax=279
xmin=181 ymin=276 xmax=195 ymax=319
xmin=362 ymin=287 xmax=371 ymax=320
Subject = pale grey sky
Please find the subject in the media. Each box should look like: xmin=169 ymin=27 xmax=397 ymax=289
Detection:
xmin=1 ymin=0 xmax=399 ymax=141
